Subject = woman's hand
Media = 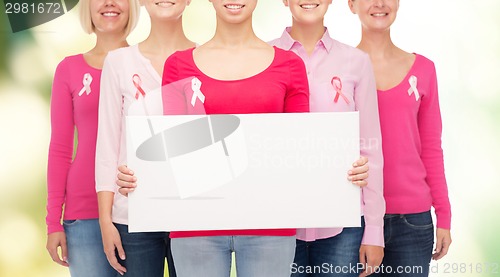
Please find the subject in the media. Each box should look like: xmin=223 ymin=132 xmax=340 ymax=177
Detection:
xmin=359 ymin=244 xmax=384 ymax=277
xmin=432 ymin=228 xmax=452 ymax=260
xmin=116 ymin=165 xmax=137 ymax=197
xmin=348 ymin=156 xmax=369 ymax=187
xmin=100 ymin=221 xmax=127 ymax=275
xmin=46 ymin=232 xmax=69 ymax=267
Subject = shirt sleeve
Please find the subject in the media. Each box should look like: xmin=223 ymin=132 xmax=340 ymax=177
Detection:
xmin=95 ymin=54 xmax=122 ymax=194
xmin=285 ymin=52 xmax=310 ymax=113
xmin=46 ymin=59 xmax=73 ymax=234
xmin=418 ymin=62 xmax=451 ymax=229
xmin=355 ymin=54 xmax=386 ymax=247
xmin=162 ymin=53 xmax=188 ymax=115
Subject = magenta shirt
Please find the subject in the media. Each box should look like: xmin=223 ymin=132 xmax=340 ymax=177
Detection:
xmin=269 ymin=28 xmax=385 ymax=246
xmin=378 ymin=54 xmax=451 ymax=229
xmin=46 ymin=54 xmax=102 ymax=234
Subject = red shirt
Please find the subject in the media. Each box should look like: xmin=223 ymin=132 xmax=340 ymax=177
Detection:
xmin=162 ymin=47 xmax=310 ymax=238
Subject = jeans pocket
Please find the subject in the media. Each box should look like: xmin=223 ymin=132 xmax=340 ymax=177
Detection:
xmin=401 ymin=212 xmax=433 ymax=230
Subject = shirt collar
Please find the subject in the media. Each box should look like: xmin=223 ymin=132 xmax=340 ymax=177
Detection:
xmin=277 ymin=27 xmax=334 ymax=53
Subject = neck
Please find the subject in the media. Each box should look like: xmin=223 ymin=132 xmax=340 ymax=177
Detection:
xmin=357 ymin=28 xmax=397 ymax=61
xmin=141 ymin=17 xmax=192 ymax=54
xmin=211 ymin=17 xmax=259 ymax=48
xmin=289 ymin=20 xmax=325 ymax=54
xmin=91 ymin=32 xmax=128 ymax=55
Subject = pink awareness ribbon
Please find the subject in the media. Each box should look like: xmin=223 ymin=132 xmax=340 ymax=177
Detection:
xmin=78 ymin=73 xmax=92 ymax=96
xmin=133 ymin=74 xmax=146 ymax=100
xmin=331 ymin=76 xmax=350 ymax=104
xmin=408 ymin=75 xmax=420 ymax=101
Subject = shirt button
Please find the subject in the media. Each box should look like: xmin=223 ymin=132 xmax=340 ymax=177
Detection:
xmin=307 ymin=71 xmax=311 ymax=75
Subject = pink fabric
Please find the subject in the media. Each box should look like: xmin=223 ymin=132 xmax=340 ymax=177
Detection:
xmin=377 ymin=54 xmax=451 ymax=229
xmin=46 ymin=54 xmax=102 ymax=234
xmin=162 ymin=47 xmax=310 ymax=238
xmin=269 ymin=28 xmax=385 ymax=247
xmin=95 ymin=45 xmax=164 ymax=225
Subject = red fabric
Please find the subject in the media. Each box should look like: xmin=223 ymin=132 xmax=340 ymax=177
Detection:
xmin=162 ymin=47 xmax=310 ymax=237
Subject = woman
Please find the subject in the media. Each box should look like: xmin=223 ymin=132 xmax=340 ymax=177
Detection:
xmin=269 ymin=1 xmax=385 ymax=276
xmin=45 ymin=0 xmax=138 ymax=276
xmin=349 ymin=0 xmax=452 ymax=276
xmin=155 ymin=0 xmax=308 ymax=276
xmin=95 ymin=0 xmax=195 ymax=276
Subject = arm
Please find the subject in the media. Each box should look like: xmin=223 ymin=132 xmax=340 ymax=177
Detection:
xmin=46 ymin=59 xmax=72 ymax=266
xmin=284 ymin=52 xmax=310 ymax=113
xmin=95 ymin=55 xmax=127 ymax=274
xmin=417 ymin=61 xmax=451 ymax=259
xmin=355 ymin=54 xmax=385 ymax=276
xmin=98 ymin=191 xmax=127 ymax=275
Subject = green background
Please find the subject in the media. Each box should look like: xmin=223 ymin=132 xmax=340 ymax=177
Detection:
xmin=0 ymin=0 xmax=499 ymax=276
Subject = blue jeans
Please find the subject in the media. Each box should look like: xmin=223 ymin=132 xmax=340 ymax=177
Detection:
xmin=63 ymin=219 xmax=115 ymax=277
xmin=115 ymin=223 xmax=176 ymax=277
xmin=291 ymin=217 xmax=365 ymax=277
xmin=171 ymin=235 xmax=296 ymax=277
xmin=371 ymin=211 xmax=434 ymax=277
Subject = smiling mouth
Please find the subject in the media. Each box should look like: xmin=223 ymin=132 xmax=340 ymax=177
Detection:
xmin=224 ymin=4 xmax=245 ymax=10
xmin=155 ymin=1 xmax=174 ymax=7
xmin=371 ymin=12 xmax=388 ymax=17
xmin=102 ymin=12 xmax=119 ymax=17
xmin=300 ymin=4 xmax=319 ymax=10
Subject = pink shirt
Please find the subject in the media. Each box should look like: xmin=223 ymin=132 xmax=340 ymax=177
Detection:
xmin=46 ymin=54 xmax=102 ymax=234
xmin=95 ymin=45 xmax=164 ymax=225
xmin=269 ymin=28 xmax=385 ymax=247
xmin=378 ymin=54 xmax=451 ymax=229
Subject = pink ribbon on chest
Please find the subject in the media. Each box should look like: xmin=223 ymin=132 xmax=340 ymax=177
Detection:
xmin=331 ymin=76 xmax=350 ymax=104
xmin=133 ymin=74 xmax=146 ymax=99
